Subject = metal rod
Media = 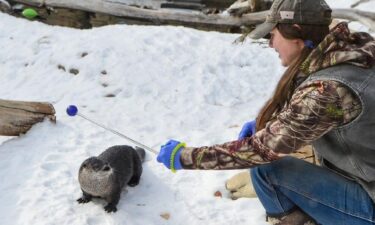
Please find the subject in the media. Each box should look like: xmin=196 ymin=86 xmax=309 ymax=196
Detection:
xmin=77 ymin=113 xmax=158 ymax=154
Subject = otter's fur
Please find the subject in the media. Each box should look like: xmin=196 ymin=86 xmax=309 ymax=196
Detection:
xmin=77 ymin=145 xmax=145 ymax=213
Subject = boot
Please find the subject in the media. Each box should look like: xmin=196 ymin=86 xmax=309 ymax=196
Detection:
xmin=267 ymin=209 xmax=317 ymax=225
xmin=225 ymin=171 xmax=257 ymax=199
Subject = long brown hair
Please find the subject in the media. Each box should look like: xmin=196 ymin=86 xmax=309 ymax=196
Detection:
xmin=256 ymin=24 xmax=329 ymax=131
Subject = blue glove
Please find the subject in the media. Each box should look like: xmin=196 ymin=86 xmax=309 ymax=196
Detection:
xmin=238 ymin=120 xmax=256 ymax=140
xmin=157 ymin=139 xmax=186 ymax=172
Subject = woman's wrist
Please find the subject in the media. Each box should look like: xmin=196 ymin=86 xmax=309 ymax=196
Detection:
xmin=170 ymin=143 xmax=186 ymax=172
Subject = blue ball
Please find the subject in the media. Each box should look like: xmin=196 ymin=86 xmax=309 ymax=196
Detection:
xmin=66 ymin=105 xmax=78 ymax=116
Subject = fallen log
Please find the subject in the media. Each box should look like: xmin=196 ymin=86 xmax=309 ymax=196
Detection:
xmin=351 ymin=0 xmax=370 ymax=8
xmin=227 ymin=0 xmax=272 ymax=15
xmin=8 ymin=0 xmax=267 ymax=32
xmin=0 ymin=99 xmax=56 ymax=136
xmin=0 ymin=0 xmax=11 ymax=12
xmin=160 ymin=2 xmax=204 ymax=11
xmin=7 ymin=0 xmax=375 ymax=33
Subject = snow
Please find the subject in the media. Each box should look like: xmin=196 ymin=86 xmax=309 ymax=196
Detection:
xmin=0 ymin=12 xmax=279 ymax=225
xmin=0 ymin=0 xmax=374 ymax=224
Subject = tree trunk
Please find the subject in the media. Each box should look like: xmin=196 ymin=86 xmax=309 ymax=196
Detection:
xmin=0 ymin=99 xmax=56 ymax=136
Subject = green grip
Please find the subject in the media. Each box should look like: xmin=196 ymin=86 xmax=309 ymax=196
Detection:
xmin=22 ymin=8 xmax=39 ymax=19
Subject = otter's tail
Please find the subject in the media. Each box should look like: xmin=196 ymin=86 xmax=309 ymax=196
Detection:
xmin=135 ymin=147 xmax=146 ymax=162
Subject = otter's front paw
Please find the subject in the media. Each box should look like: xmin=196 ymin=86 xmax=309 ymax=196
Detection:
xmin=104 ymin=203 xmax=117 ymax=213
xmin=128 ymin=179 xmax=140 ymax=187
xmin=77 ymin=196 xmax=91 ymax=204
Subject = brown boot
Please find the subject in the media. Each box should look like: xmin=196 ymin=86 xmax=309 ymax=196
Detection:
xmin=266 ymin=209 xmax=317 ymax=225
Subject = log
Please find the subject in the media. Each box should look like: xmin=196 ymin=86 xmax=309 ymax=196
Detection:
xmin=171 ymin=0 xmax=202 ymax=4
xmin=160 ymin=2 xmax=204 ymax=10
xmin=351 ymin=0 xmax=370 ymax=8
xmin=9 ymin=0 xmax=375 ymax=32
xmin=0 ymin=0 xmax=11 ymax=12
xmin=226 ymin=0 xmax=251 ymax=16
xmin=10 ymin=0 xmax=267 ymax=32
xmin=0 ymin=99 xmax=56 ymax=136
xmin=202 ymin=0 xmax=236 ymax=9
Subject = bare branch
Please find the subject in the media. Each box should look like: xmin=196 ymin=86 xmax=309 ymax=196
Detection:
xmin=351 ymin=0 xmax=370 ymax=8
xmin=332 ymin=8 xmax=375 ymax=31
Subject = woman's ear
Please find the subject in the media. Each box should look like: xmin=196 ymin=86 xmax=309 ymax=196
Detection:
xmin=291 ymin=24 xmax=305 ymax=49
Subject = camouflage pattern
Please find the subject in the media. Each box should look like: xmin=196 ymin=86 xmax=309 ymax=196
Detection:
xmin=180 ymin=23 xmax=374 ymax=170
xmin=301 ymin=22 xmax=375 ymax=75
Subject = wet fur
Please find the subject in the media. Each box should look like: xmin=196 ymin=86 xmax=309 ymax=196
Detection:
xmin=77 ymin=145 xmax=145 ymax=213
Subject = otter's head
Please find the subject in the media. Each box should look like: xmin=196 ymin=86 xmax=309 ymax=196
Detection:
xmin=78 ymin=157 xmax=114 ymax=196
xmin=79 ymin=157 xmax=112 ymax=176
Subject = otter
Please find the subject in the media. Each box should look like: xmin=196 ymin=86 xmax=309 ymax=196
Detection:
xmin=77 ymin=145 xmax=145 ymax=213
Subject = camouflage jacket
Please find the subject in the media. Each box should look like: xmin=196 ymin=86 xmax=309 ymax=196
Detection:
xmin=180 ymin=23 xmax=375 ymax=170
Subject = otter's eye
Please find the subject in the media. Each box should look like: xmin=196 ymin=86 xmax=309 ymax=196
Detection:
xmin=82 ymin=164 xmax=87 ymax=168
xmin=103 ymin=166 xmax=110 ymax=171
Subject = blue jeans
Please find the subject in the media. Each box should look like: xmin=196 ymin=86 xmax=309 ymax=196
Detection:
xmin=251 ymin=156 xmax=375 ymax=225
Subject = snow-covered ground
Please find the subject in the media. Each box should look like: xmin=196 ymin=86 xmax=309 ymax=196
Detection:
xmin=0 ymin=0 xmax=374 ymax=224
xmin=0 ymin=11 xmax=280 ymax=225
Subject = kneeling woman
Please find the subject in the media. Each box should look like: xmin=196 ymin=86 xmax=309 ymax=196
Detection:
xmin=157 ymin=0 xmax=375 ymax=224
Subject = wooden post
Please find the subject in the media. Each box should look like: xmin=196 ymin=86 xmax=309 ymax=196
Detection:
xmin=0 ymin=99 xmax=56 ymax=136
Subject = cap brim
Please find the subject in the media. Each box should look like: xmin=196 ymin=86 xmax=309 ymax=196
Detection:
xmin=248 ymin=22 xmax=277 ymax=39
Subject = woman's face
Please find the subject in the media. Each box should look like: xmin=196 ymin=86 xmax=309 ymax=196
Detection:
xmin=269 ymin=27 xmax=305 ymax=67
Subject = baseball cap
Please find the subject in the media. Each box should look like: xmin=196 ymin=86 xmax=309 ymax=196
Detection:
xmin=249 ymin=0 xmax=332 ymax=39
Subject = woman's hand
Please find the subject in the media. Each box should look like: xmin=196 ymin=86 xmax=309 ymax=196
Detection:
xmin=238 ymin=120 xmax=256 ymax=140
xmin=157 ymin=139 xmax=186 ymax=172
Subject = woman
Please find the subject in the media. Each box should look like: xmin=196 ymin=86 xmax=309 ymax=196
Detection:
xmin=157 ymin=0 xmax=375 ymax=224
